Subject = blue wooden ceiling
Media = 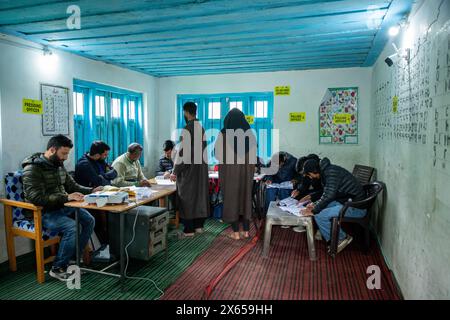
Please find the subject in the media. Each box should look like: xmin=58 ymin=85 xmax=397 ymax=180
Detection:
xmin=0 ymin=0 xmax=413 ymax=77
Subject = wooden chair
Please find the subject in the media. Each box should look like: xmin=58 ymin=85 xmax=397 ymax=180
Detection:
xmin=1 ymin=171 xmax=60 ymax=283
xmin=352 ymin=165 xmax=375 ymax=185
xmin=329 ymin=181 xmax=384 ymax=257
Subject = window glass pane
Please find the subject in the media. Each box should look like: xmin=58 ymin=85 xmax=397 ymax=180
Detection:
xmin=73 ymin=92 xmax=84 ymax=116
xmin=112 ymin=98 xmax=121 ymax=118
xmin=208 ymin=101 xmax=221 ymax=119
xmin=255 ymin=100 xmax=268 ymax=118
xmin=95 ymin=95 xmax=105 ymax=117
xmin=229 ymin=101 xmax=242 ymax=111
xmin=129 ymin=100 xmax=136 ymax=120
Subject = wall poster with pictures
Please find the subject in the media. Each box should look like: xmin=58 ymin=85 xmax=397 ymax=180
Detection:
xmin=41 ymin=84 xmax=70 ymax=136
xmin=319 ymin=87 xmax=358 ymax=144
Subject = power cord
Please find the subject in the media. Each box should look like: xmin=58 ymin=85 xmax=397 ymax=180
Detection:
xmin=123 ymin=197 xmax=165 ymax=300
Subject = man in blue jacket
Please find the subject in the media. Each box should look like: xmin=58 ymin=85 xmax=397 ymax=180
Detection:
xmin=75 ymin=141 xmax=117 ymax=188
xmin=264 ymin=151 xmax=299 ymax=212
xmin=75 ymin=141 xmax=117 ymax=259
xmin=301 ymin=158 xmax=366 ymax=254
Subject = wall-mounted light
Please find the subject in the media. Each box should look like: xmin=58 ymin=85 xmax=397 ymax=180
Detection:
xmin=389 ymin=25 xmax=400 ymax=37
xmin=39 ymin=45 xmax=58 ymax=73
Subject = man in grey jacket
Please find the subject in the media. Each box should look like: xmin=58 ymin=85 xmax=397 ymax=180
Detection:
xmin=301 ymin=158 xmax=366 ymax=254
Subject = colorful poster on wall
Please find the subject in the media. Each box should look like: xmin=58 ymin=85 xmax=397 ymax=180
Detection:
xmin=319 ymin=87 xmax=358 ymax=144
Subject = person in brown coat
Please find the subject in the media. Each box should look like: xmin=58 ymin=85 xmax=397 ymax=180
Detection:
xmin=214 ymin=108 xmax=257 ymax=240
xmin=171 ymin=102 xmax=210 ymax=237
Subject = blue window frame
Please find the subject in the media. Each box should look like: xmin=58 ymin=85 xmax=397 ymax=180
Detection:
xmin=73 ymin=79 xmax=144 ymax=164
xmin=177 ymin=92 xmax=273 ymax=164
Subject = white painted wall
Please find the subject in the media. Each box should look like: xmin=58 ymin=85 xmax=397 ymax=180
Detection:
xmin=370 ymin=0 xmax=450 ymax=299
xmin=0 ymin=34 xmax=158 ymax=263
xmin=158 ymin=67 xmax=372 ymax=171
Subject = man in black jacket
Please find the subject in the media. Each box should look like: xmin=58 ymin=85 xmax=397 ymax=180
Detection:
xmin=75 ymin=141 xmax=117 ymax=188
xmin=75 ymin=141 xmax=117 ymax=258
xmin=23 ymin=135 xmax=102 ymax=281
xmin=301 ymin=158 xmax=366 ymax=254
xmin=291 ymin=154 xmax=323 ymax=202
xmin=290 ymin=154 xmax=323 ymax=233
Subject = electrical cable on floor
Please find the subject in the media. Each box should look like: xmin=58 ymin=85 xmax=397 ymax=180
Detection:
xmin=124 ymin=199 xmax=165 ymax=300
xmin=203 ymin=217 xmax=264 ymax=299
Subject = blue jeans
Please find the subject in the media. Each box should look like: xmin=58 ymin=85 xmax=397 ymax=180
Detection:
xmin=42 ymin=207 xmax=95 ymax=269
xmin=265 ymin=187 xmax=292 ymax=213
xmin=314 ymin=201 xmax=366 ymax=242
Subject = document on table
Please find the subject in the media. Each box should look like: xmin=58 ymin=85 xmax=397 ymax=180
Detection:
xmin=278 ymin=197 xmax=309 ymax=217
xmin=155 ymin=175 xmax=175 ymax=185
xmin=266 ymin=181 xmax=294 ymax=189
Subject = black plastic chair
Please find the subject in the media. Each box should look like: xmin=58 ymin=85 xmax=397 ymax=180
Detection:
xmin=352 ymin=165 xmax=375 ymax=185
xmin=329 ymin=181 xmax=384 ymax=257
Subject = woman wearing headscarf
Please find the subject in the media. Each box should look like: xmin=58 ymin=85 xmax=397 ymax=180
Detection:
xmin=214 ymin=108 xmax=257 ymax=240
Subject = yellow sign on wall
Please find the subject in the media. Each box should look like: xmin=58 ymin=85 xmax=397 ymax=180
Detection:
xmin=22 ymin=99 xmax=43 ymax=114
xmin=245 ymin=115 xmax=255 ymax=125
xmin=289 ymin=112 xmax=306 ymax=122
xmin=392 ymin=96 xmax=399 ymax=113
xmin=274 ymin=86 xmax=290 ymax=96
xmin=333 ymin=113 xmax=351 ymax=124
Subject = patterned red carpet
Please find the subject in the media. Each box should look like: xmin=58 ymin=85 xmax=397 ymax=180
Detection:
xmin=162 ymin=222 xmax=402 ymax=300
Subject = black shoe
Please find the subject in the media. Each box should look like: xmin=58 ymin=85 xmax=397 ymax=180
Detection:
xmin=49 ymin=267 xmax=70 ymax=282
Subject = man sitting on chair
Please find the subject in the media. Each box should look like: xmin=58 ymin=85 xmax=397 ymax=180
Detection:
xmin=22 ymin=135 xmax=102 ymax=281
xmin=301 ymin=158 xmax=366 ymax=254
xmin=264 ymin=151 xmax=299 ymax=213
xmin=111 ymin=143 xmax=150 ymax=187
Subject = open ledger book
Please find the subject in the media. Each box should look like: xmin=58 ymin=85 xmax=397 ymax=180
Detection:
xmin=278 ymin=197 xmax=310 ymax=217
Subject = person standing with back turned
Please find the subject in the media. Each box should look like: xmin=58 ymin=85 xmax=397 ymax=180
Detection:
xmin=215 ymin=108 xmax=257 ymax=240
xmin=170 ymin=102 xmax=210 ymax=237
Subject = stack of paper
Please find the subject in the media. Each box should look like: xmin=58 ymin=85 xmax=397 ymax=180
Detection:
xmin=129 ymin=186 xmax=157 ymax=199
xmin=278 ymin=197 xmax=309 ymax=217
xmin=155 ymin=176 xmax=176 ymax=186
xmin=266 ymin=181 xmax=294 ymax=189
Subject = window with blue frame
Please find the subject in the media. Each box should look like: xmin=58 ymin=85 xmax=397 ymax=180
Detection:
xmin=73 ymin=79 xmax=144 ymax=164
xmin=177 ymin=92 xmax=273 ymax=164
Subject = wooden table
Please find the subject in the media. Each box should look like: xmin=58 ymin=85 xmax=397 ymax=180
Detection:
xmin=65 ymin=185 xmax=176 ymax=291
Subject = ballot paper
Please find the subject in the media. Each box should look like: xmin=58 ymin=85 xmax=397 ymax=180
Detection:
xmin=278 ymin=197 xmax=310 ymax=217
xmin=129 ymin=186 xmax=157 ymax=200
xmin=155 ymin=175 xmax=176 ymax=186
xmin=266 ymin=181 xmax=294 ymax=189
